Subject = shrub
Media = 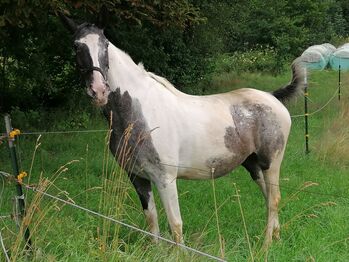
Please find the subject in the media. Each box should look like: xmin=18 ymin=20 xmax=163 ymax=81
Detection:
xmin=211 ymin=45 xmax=283 ymax=74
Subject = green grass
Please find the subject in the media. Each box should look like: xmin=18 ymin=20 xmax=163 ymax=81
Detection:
xmin=1 ymin=69 xmax=349 ymax=261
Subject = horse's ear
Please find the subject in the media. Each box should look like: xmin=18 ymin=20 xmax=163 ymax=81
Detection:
xmin=59 ymin=13 xmax=78 ymax=34
xmin=96 ymin=5 xmax=109 ymax=29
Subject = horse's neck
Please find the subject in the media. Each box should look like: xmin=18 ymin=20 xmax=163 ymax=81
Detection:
xmin=107 ymin=44 xmax=148 ymax=96
xmin=107 ymin=43 xmax=183 ymax=99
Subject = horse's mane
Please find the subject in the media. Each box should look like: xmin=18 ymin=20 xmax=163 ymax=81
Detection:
xmin=113 ymin=45 xmax=182 ymax=95
xmin=137 ymin=63 xmax=182 ymax=95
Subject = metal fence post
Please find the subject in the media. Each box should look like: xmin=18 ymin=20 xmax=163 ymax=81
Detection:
xmin=304 ymin=68 xmax=310 ymax=154
xmin=4 ymin=114 xmax=32 ymax=250
xmin=338 ymin=64 xmax=341 ymax=101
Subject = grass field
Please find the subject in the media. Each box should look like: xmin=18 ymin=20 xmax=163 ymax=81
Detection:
xmin=1 ymin=69 xmax=349 ymax=261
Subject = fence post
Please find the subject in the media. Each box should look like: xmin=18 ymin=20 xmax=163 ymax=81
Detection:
xmin=4 ymin=114 xmax=32 ymax=251
xmin=304 ymin=68 xmax=310 ymax=154
xmin=338 ymin=64 xmax=341 ymax=101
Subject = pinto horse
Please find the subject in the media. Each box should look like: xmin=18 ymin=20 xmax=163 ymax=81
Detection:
xmin=61 ymin=16 xmax=304 ymax=246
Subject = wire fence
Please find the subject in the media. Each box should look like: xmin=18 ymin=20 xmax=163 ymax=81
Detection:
xmin=0 ymin=163 xmax=346 ymax=259
xmin=20 ymin=129 xmax=111 ymax=135
xmin=0 ymin=170 xmax=226 ymax=262
xmin=22 ymin=179 xmax=227 ymax=262
xmin=290 ymin=85 xmax=340 ymax=118
xmin=0 ymin=160 xmax=348 ymax=261
xmin=0 ymin=164 xmax=348 ymax=262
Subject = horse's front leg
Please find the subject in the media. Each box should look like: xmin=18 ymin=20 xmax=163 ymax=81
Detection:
xmin=155 ymin=177 xmax=183 ymax=243
xmin=128 ymin=173 xmax=160 ymax=240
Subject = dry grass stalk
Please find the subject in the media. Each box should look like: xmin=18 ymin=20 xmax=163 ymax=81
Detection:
xmin=233 ymin=183 xmax=254 ymax=262
xmin=210 ymin=168 xmax=225 ymax=259
xmin=98 ymin=115 xmax=139 ymax=257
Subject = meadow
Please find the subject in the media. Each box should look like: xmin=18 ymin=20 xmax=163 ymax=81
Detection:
xmin=1 ymin=69 xmax=349 ymax=261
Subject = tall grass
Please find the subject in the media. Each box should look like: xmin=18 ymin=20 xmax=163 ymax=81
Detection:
xmin=1 ymin=121 xmax=213 ymax=261
xmin=316 ymin=103 xmax=349 ymax=167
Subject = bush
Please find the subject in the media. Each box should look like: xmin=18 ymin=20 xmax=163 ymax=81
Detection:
xmin=211 ymin=45 xmax=282 ymax=74
xmin=7 ymin=106 xmax=98 ymax=132
xmin=9 ymin=107 xmax=43 ymax=131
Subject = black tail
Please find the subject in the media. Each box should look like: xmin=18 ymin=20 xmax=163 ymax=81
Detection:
xmin=272 ymin=58 xmax=305 ymax=103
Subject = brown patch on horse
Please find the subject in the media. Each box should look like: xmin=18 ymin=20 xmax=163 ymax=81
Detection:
xmin=206 ymin=155 xmax=245 ymax=178
xmin=218 ymin=103 xmax=285 ymax=173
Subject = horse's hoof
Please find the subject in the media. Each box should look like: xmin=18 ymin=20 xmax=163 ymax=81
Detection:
xmin=273 ymin=228 xmax=281 ymax=241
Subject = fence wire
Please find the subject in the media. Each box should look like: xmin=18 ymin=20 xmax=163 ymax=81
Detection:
xmin=20 ymin=129 xmax=110 ymax=136
xmin=291 ymin=86 xmax=340 ymax=118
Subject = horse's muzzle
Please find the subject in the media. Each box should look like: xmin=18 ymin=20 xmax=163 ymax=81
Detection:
xmin=87 ymin=82 xmax=110 ymax=106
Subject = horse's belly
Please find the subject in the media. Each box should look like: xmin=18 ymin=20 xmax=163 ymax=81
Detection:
xmin=175 ymin=124 xmax=250 ymax=179
xmin=176 ymin=152 xmax=247 ymax=180
xmin=177 ymin=168 xmax=213 ymax=180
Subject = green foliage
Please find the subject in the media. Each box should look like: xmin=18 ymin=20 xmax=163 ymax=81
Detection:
xmin=195 ymin=0 xmax=349 ymax=58
xmin=0 ymin=14 xmax=82 ymax=112
xmin=0 ymin=0 xmax=203 ymax=29
xmin=0 ymin=0 xmax=205 ymax=113
xmin=109 ymin=22 xmax=207 ymax=89
xmin=9 ymin=107 xmax=43 ymax=131
xmin=212 ymin=45 xmax=280 ymax=74
xmin=8 ymin=105 xmax=97 ymax=132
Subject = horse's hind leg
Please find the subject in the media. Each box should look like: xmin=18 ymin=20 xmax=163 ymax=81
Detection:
xmin=128 ymin=173 xmax=160 ymax=240
xmin=262 ymin=153 xmax=283 ymax=247
xmin=242 ymin=153 xmax=267 ymax=201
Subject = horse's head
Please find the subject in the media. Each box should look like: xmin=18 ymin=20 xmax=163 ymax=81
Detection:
xmin=61 ymin=16 xmax=110 ymax=106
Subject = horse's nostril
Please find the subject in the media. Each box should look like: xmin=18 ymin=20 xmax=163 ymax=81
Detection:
xmin=89 ymin=88 xmax=96 ymax=98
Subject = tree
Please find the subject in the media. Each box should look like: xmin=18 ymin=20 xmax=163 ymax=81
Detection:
xmin=0 ymin=0 xmax=204 ymax=112
xmin=1 ymin=0 xmax=349 ymax=113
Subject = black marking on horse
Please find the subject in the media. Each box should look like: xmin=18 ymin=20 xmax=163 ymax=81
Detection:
xmin=74 ymin=23 xmax=103 ymax=42
xmin=103 ymin=89 xmax=164 ymax=179
xmin=128 ymin=173 xmax=151 ymax=210
xmin=73 ymin=23 xmax=109 ymax=84
xmin=242 ymin=153 xmax=263 ymax=180
xmin=75 ymin=43 xmax=93 ymax=70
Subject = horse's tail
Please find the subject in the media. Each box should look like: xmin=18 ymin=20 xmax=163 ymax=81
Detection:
xmin=272 ymin=57 xmax=305 ymax=103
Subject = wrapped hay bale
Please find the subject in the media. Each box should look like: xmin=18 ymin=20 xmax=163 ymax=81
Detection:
xmin=330 ymin=44 xmax=349 ymax=71
xmin=300 ymin=43 xmax=334 ymax=70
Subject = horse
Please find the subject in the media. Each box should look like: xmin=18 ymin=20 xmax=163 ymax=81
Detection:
xmin=60 ymin=16 xmax=304 ymax=247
